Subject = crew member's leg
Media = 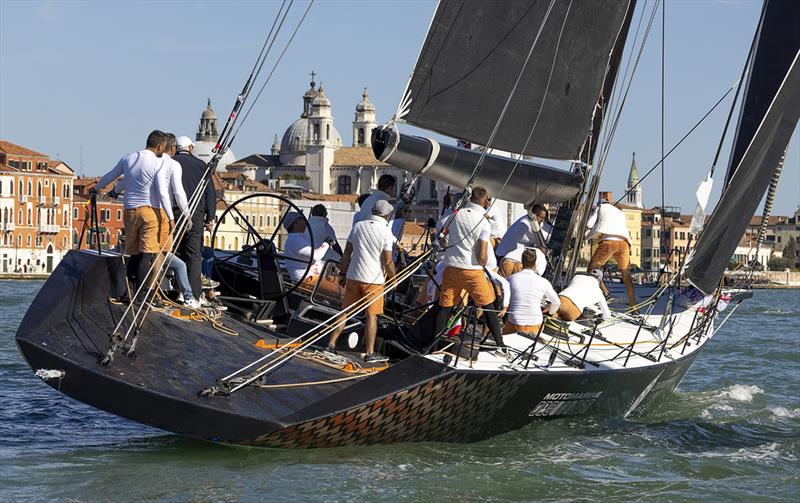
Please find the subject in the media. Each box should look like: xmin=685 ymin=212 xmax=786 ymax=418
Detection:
xmin=123 ymin=209 xmax=143 ymax=294
xmin=463 ymin=270 xmax=503 ymax=347
xmin=434 ymin=267 xmax=462 ymax=339
xmin=588 ymin=240 xmax=614 ymax=297
xmin=178 ymin=211 xmax=204 ymax=299
xmin=612 ymin=242 xmax=637 ymax=307
xmin=556 ymin=295 xmax=582 ymax=321
xmin=138 ymin=207 xmax=161 ymax=297
xmin=499 ymin=259 xmax=522 ymax=278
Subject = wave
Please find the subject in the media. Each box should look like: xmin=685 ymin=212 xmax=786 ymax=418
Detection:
xmin=718 ymin=384 xmax=764 ymax=402
xmin=769 ymin=406 xmax=800 ymax=419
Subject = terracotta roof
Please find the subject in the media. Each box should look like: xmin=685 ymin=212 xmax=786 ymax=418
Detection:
xmin=296 ymin=193 xmax=359 ymax=203
xmin=74 ymin=176 xmax=100 ymax=187
xmin=0 ymin=164 xmax=16 ymax=173
xmin=0 ymin=140 xmax=48 ymax=158
xmin=402 ymin=221 xmax=427 ymax=236
xmin=332 ymin=147 xmax=387 ymax=167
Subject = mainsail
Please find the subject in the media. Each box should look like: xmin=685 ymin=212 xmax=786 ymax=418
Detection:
xmin=724 ymin=0 xmax=800 ymax=186
xmin=396 ymin=0 xmax=634 ymax=160
xmin=686 ymin=52 xmax=800 ymax=294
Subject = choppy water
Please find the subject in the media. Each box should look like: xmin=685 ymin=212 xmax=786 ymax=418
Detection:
xmin=1 ymin=281 xmax=798 ymax=502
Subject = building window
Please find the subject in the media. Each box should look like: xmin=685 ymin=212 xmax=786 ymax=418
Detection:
xmin=430 ymin=180 xmax=438 ymax=199
xmin=358 ymin=128 xmax=365 ymax=145
xmin=117 ymin=209 xmax=122 ymax=220
xmin=51 ymin=184 xmax=56 ymax=197
xmin=18 ymin=180 xmax=22 ymax=195
xmin=326 ymin=124 xmax=331 ymax=141
xmin=27 ymin=181 xmax=32 ymax=195
xmin=26 ymin=235 xmax=31 ymax=247
xmin=73 ymin=207 xmax=78 ymax=219
xmin=8 ymin=180 xmax=12 ymax=195
xmin=27 ymin=208 xmax=31 ymax=225
xmin=99 ymin=210 xmax=106 ymax=223
xmin=18 ymin=209 xmax=22 ymax=224
xmin=17 ymin=234 xmax=21 ymax=247
xmin=37 ymin=181 xmax=42 ymax=196
xmin=313 ymin=123 xmax=320 ymax=141
xmin=337 ymin=175 xmax=352 ymax=195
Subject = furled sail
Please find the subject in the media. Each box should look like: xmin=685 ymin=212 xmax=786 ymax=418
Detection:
xmin=372 ymin=128 xmax=582 ymax=204
xmin=686 ymin=51 xmax=800 ymax=294
xmin=396 ymin=0 xmax=634 ymax=160
xmin=724 ymin=0 xmax=800 ymax=186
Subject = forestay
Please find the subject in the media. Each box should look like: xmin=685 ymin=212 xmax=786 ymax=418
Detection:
xmin=397 ymin=0 xmax=633 ymax=160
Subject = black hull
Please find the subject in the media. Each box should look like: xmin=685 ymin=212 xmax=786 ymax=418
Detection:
xmin=16 ymin=251 xmax=700 ymax=448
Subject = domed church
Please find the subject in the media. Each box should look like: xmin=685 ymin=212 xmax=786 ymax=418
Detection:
xmin=227 ymin=74 xmax=442 ymax=207
xmin=191 ymin=99 xmax=237 ymax=171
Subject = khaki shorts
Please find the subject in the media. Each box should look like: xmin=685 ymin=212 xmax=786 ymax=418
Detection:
xmin=156 ymin=208 xmax=173 ymax=249
xmin=124 ymin=206 xmax=159 ymax=254
xmin=589 ymin=239 xmax=630 ymax=270
xmin=439 ymin=267 xmax=495 ymax=308
xmin=502 ymin=322 xmax=542 ymax=335
xmin=557 ymin=295 xmax=582 ymax=321
xmin=499 ymin=258 xmax=523 ymax=278
xmin=343 ymin=279 xmax=384 ymax=315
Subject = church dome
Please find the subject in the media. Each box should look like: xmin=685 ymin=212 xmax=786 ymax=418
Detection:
xmin=201 ymin=99 xmax=217 ymax=119
xmin=281 ymin=117 xmax=309 ymax=154
xmin=312 ymin=86 xmax=331 ymax=107
xmin=356 ymin=88 xmax=375 ymax=112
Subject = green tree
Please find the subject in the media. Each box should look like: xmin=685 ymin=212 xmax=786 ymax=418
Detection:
xmin=767 ymin=256 xmax=789 ymax=271
xmin=783 ymin=236 xmax=797 ymax=266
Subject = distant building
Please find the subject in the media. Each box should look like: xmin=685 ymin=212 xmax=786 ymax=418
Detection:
xmin=640 ymin=209 xmax=662 ymax=272
xmin=0 ymin=140 xmax=74 ymax=274
xmin=625 ymin=152 xmax=642 ymax=208
xmin=192 ymin=99 xmax=237 ymax=171
xmin=70 ymin=176 xmax=125 ymax=251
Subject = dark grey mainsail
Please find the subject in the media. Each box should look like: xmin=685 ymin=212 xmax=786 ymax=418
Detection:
xmin=397 ymin=0 xmax=633 ymax=160
xmin=687 ymin=51 xmax=800 ymax=294
xmin=724 ymin=0 xmax=800 ymax=186
xmin=372 ymin=129 xmax=581 ymax=204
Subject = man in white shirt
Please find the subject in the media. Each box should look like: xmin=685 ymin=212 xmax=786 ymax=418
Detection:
xmin=353 ymin=174 xmax=396 ymax=225
xmin=156 ymin=134 xmax=189 ymax=251
xmin=496 ymin=204 xmax=550 ymax=278
xmin=505 ymin=249 xmax=560 ymax=334
xmin=557 ymin=269 xmax=611 ymax=321
xmin=283 ymin=211 xmax=330 ymax=286
xmin=434 ymin=186 xmax=505 ymax=349
xmin=309 ymin=204 xmax=341 ymax=256
xmin=327 ymin=199 xmax=396 ymax=363
xmin=95 ymin=130 xmax=172 ymax=296
xmin=586 ymin=194 xmax=637 ymax=307
xmin=485 ymin=198 xmax=506 ymax=248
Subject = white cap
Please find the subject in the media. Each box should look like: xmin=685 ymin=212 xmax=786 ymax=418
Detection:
xmin=372 ymin=199 xmax=393 ymax=216
xmin=176 ymin=136 xmax=194 ymax=150
xmin=283 ymin=211 xmax=302 ymax=230
xmin=590 ymin=269 xmax=604 ymax=282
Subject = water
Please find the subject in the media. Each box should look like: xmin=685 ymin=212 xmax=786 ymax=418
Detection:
xmin=1 ymin=281 xmax=798 ymax=502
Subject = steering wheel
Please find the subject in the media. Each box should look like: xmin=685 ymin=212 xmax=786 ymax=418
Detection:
xmin=210 ymin=192 xmax=315 ymax=301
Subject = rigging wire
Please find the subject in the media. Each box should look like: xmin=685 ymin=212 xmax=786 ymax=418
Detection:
xmin=660 ymin=0 xmax=666 ymax=223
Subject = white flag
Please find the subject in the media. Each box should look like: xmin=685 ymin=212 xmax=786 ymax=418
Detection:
xmin=689 ymin=174 xmax=713 ymax=235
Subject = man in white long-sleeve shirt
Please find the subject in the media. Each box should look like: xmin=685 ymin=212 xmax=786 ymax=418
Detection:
xmin=586 ymin=194 xmax=636 ymax=307
xmin=156 ymin=134 xmax=188 ymax=251
xmin=353 ymin=174 xmax=396 ymax=225
xmin=94 ymin=130 xmax=172 ymax=297
xmin=496 ymin=204 xmax=550 ymax=278
xmin=557 ymin=269 xmax=611 ymax=321
xmin=283 ymin=211 xmax=330 ymax=285
xmin=505 ymin=249 xmax=560 ymax=335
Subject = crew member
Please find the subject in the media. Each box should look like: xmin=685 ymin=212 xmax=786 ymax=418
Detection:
xmin=353 ymin=174 xmax=396 ymax=224
xmin=557 ymin=269 xmax=611 ymax=321
xmin=586 ymin=194 xmax=637 ymax=307
xmin=95 ymin=130 xmax=172 ymax=298
xmin=433 ymin=186 xmax=505 ymax=350
xmin=283 ymin=212 xmax=331 ymax=285
xmin=309 ymin=204 xmax=341 ymax=256
xmin=327 ymin=199 xmax=396 ymax=363
xmin=505 ymin=249 xmax=560 ymax=334
xmin=173 ymin=135 xmax=216 ymax=301
xmin=486 ymin=198 xmax=506 ymax=248
xmin=157 ymin=134 xmax=188 ymax=251
xmin=496 ymin=204 xmax=550 ymax=278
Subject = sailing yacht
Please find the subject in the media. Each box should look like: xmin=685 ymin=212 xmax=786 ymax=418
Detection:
xmin=15 ymin=0 xmax=800 ymax=447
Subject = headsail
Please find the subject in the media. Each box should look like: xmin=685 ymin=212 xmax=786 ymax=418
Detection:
xmin=397 ymin=0 xmax=634 ymax=160
xmin=686 ymin=52 xmax=800 ymax=294
xmin=724 ymin=0 xmax=800 ymax=186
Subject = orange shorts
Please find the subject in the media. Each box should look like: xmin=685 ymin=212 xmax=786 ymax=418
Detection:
xmin=502 ymin=322 xmax=542 ymax=335
xmin=156 ymin=208 xmax=173 ymax=249
xmin=557 ymin=295 xmax=582 ymax=321
xmin=499 ymin=258 xmax=523 ymax=278
xmin=343 ymin=279 xmax=384 ymax=315
xmin=438 ymin=267 xmax=495 ymax=308
xmin=123 ymin=206 xmax=159 ymax=254
xmin=589 ymin=239 xmax=630 ymax=270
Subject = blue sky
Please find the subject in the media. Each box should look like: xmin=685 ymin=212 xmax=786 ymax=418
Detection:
xmin=1 ymin=0 xmax=797 ymax=215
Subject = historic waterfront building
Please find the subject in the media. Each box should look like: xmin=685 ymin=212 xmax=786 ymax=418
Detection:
xmin=0 ymin=141 xmax=75 ymax=274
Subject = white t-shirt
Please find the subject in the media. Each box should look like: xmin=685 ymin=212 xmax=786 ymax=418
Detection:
xmin=587 ymin=203 xmax=631 ymax=244
xmin=353 ymin=190 xmax=391 ymax=225
xmin=496 ymin=215 xmax=536 ymax=262
xmin=507 ymin=269 xmax=560 ymax=326
xmin=308 ymin=215 xmax=337 ymax=248
xmin=346 ymin=215 xmax=394 ymax=284
xmin=443 ymin=202 xmax=491 ymax=270
xmin=486 ymin=205 xmax=506 ymax=239
xmin=96 ymin=149 xmax=172 ymax=218
xmin=559 ymin=274 xmax=611 ymax=318
xmin=284 ymin=232 xmax=329 ymax=282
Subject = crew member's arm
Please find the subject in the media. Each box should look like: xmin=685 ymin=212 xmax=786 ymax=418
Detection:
xmin=596 ymin=290 xmax=612 ymax=319
xmin=585 ymin=207 xmax=599 ymax=238
xmin=95 ymin=156 xmax=126 ymax=192
xmin=156 ymin=167 xmax=174 ymax=223
xmin=543 ymin=280 xmax=561 ymax=315
xmin=382 ymin=229 xmax=396 ymax=280
xmin=170 ymin=162 xmax=189 ymax=215
xmin=338 ymin=241 xmax=353 ymax=285
xmin=476 ymin=225 xmax=491 ymax=267
xmin=204 ymin=177 xmax=216 ymax=228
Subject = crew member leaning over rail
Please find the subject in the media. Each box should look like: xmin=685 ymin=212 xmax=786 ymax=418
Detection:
xmin=557 ymin=269 xmax=611 ymax=322
xmin=327 ymin=199 xmax=396 ymax=363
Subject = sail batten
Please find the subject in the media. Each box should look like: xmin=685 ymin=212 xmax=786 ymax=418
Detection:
xmin=399 ymin=0 xmax=634 ymax=160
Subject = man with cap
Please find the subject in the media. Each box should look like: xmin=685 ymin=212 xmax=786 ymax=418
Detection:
xmin=557 ymin=269 xmax=611 ymax=322
xmin=433 ymin=186 xmax=506 ymax=352
xmin=586 ymin=194 xmax=637 ymax=307
xmin=94 ymin=130 xmax=172 ymax=299
xmin=327 ymin=199 xmax=396 ymax=363
xmin=353 ymin=174 xmax=396 ymax=225
xmin=173 ymin=135 xmax=216 ymax=301
xmin=283 ymin=211 xmax=331 ymax=286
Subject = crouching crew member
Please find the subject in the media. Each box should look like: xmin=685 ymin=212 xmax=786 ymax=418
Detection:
xmin=327 ymin=199 xmax=396 ymax=363
xmin=433 ymin=186 xmax=505 ymax=349
xmin=496 ymin=204 xmax=549 ymax=278
xmin=505 ymin=249 xmax=560 ymax=334
xmin=557 ymin=269 xmax=611 ymax=321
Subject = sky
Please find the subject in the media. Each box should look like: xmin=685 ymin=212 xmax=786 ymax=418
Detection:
xmin=1 ymin=0 xmax=797 ymax=216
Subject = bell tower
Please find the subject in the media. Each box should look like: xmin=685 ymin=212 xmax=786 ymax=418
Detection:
xmin=306 ymin=85 xmax=336 ymax=193
xmin=352 ymin=88 xmax=377 ymax=147
xmin=196 ymin=98 xmax=219 ymax=142
xmin=626 ymin=152 xmax=643 ymax=208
